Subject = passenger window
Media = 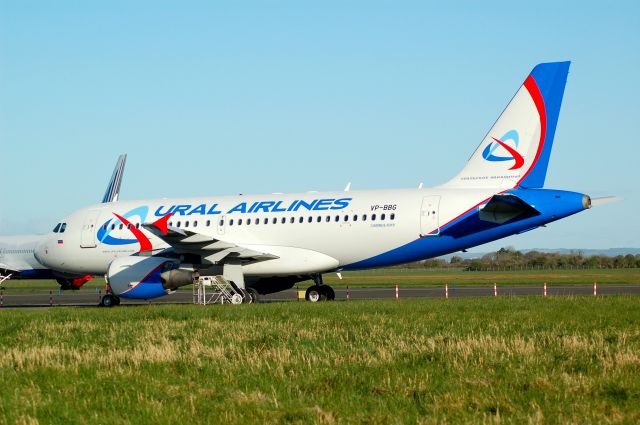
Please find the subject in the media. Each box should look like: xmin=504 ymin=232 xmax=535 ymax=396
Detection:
xmin=290 ymin=217 xmax=295 ymax=224
xmin=308 ymin=216 xmax=312 ymax=223
xmin=372 ymin=214 xmax=376 ymax=221
xmin=53 ymin=223 xmax=61 ymax=233
xmin=353 ymin=215 xmax=358 ymax=221
xmin=264 ymin=218 xmax=269 ymax=225
xmin=281 ymin=217 xmax=286 ymax=224
xmin=119 ymin=224 xmax=123 ymax=230
xmin=169 ymin=222 xmax=173 ymax=227
xmin=344 ymin=215 xmax=348 ymax=222
xmin=247 ymin=219 xmax=251 ymax=225
xmin=219 ymin=220 xmax=224 ymax=226
xmin=111 ymin=224 xmax=116 ymax=230
xmin=363 ymin=214 xmax=367 ymax=221
xmin=299 ymin=217 xmax=304 ymax=224
xmin=103 ymin=224 xmax=108 ymax=230
xmin=136 ymin=223 xmax=140 ymax=229
xmin=326 ymin=216 xmax=330 ymax=222
xmin=229 ymin=219 xmax=234 ymax=226
xmin=316 ymin=216 xmax=322 ymax=223
xmin=176 ymin=221 xmax=181 ymax=228
xmin=193 ymin=221 xmax=198 ymax=227
xmin=206 ymin=220 xmax=211 ymax=227
xmin=335 ymin=215 xmax=340 ymax=222
xmin=255 ymin=218 xmax=259 ymax=225
xmin=238 ymin=219 xmax=243 ymax=226
xmin=272 ymin=218 xmax=277 ymax=224
xmin=185 ymin=221 xmax=189 ymax=228
xmin=381 ymin=214 xmax=386 ymax=220
xmin=390 ymin=213 xmax=395 ymax=220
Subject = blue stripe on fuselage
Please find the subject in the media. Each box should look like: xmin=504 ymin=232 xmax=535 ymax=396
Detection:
xmin=342 ymin=189 xmax=586 ymax=270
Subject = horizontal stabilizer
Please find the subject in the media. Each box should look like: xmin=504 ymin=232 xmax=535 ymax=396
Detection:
xmin=591 ymin=196 xmax=623 ymax=207
xmin=479 ymin=194 xmax=540 ymax=224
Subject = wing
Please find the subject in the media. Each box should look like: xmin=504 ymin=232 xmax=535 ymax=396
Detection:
xmin=141 ymin=217 xmax=278 ymax=265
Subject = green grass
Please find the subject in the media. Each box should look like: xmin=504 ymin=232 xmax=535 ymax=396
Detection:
xmin=1 ymin=297 xmax=639 ymax=424
xmin=3 ymin=268 xmax=640 ymax=292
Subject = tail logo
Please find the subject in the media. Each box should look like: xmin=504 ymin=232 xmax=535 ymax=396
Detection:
xmin=482 ymin=130 xmax=525 ymax=170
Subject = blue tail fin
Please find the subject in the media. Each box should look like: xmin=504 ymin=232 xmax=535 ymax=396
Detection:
xmin=445 ymin=61 xmax=570 ymax=189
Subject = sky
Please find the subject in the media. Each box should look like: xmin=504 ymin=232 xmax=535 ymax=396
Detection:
xmin=0 ymin=1 xmax=638 ymax=251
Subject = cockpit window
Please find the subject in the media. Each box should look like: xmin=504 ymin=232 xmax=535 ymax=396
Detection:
xmin=60 ymin=223 xmax=67 ymax=233
xmin=53 ymin=223 xmax=61 ymax=233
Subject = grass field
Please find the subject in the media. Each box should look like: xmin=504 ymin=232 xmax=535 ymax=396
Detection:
xmin=3 ymin=268 xmax=640 ymax=293
xmin=1 ymin=297 xmax=639 ymax=424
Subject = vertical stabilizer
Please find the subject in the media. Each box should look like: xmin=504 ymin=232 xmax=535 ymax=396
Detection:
xmin=101 ymin=154 xmax=127 ymax=203
xmin=444 ymin=62 xmax=570 ymax=189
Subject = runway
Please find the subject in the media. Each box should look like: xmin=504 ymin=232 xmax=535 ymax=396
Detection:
xmin=1 ymin=284 xmax=640 ymax=307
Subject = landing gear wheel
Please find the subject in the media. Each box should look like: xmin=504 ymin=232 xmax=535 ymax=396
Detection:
xmin=101 ymin=294 xmax=117 ymax=307
xmin=246 ymin=287 xmax=260 ymax=304
xmin=238 ymin=288 xmax=253 ymax=304
xmin=305 ymin=285 xmax=327 ymax=303
xmin=322 ymin=285 xmax=335 ymax=301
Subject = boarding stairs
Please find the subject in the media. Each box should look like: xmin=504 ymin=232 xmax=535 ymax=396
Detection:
xmin=0 ymin=273 xmax=11 ymax=288
xmin=193 ymin=275 xmax=243 ymax=305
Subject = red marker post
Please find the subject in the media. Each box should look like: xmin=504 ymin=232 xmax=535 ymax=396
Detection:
xmin=346 ymin=285 xmax=350 ymax=301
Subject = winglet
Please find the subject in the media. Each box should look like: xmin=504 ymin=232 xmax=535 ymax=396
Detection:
xmin=152 ymin=213 xmax=173 ymax=235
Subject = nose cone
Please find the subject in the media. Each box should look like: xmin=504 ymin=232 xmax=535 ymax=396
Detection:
xmin=34 ymin=237 xmax=63 ymax=270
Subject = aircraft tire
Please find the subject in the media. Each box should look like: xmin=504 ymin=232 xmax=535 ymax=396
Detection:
xmin=114 ymin=296 xmax=121 ymax=306
xmin=238 ymin=288 xmax=253 ymax=304
xmin=322 ymin=285 xmax=335 ymax=301
xmin=305 ymin=285 xmax=326 ymax=303
xmin=246 ymin=287 xmax=260 ymax=304
xmin=101 ymin=294 xmax=116 ymax=307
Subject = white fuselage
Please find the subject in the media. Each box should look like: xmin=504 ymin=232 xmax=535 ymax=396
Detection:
xmin=35 ymin=187 xmax=501 ymax=276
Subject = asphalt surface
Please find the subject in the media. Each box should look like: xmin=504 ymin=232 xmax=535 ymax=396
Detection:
xmin=1 ymin=284 xmax=640 ymax=308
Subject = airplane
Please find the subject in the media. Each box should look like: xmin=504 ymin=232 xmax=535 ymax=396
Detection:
xmin=33 ymin=61 xmax=616 ymax=306
xmin=0 ymin=154 xmax=127 ymax=289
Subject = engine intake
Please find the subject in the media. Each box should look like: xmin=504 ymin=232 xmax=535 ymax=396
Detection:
xmin=107 ymin=256 xmax=197 ymax=300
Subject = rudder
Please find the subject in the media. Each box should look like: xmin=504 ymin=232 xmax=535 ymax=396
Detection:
xmin=444 ymin=61 xmax=570 ymax=189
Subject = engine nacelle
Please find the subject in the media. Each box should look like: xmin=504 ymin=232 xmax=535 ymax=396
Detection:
xmin=107 ymin=256 xmax=198 ymax=299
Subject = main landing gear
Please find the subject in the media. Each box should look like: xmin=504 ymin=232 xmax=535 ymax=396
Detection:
xmin=305 ymin=274 xmax=335 ymax=302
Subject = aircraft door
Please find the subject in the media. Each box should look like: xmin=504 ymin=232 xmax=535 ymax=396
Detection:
xmin=420 ymin=196 xmax=441 ymax=237
xmin=80 ymin=209 xmax=101 ymax=248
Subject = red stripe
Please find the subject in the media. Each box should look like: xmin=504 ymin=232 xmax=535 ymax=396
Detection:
xmin=518 ymin=75 xmax=547 ymax=186
xmin=113 ymin=213 xmax=153 ymax=252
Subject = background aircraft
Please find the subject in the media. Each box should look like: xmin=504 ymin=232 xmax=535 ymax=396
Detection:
xmin=0 ymin=155 xmax=127 ymax=289
xmin=33 ymin=62 xmax=615 ymax=305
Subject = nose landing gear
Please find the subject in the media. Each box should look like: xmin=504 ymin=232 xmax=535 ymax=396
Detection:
xmin=100 ymin=293 xmax=120 ymax=307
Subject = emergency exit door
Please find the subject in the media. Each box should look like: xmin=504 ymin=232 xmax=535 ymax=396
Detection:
xmin=420 ymin=196 xmax=441 ymax=236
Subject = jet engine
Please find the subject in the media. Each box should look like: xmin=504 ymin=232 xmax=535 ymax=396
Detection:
xmin=106 ymin=256 xmax=199 ymax=299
